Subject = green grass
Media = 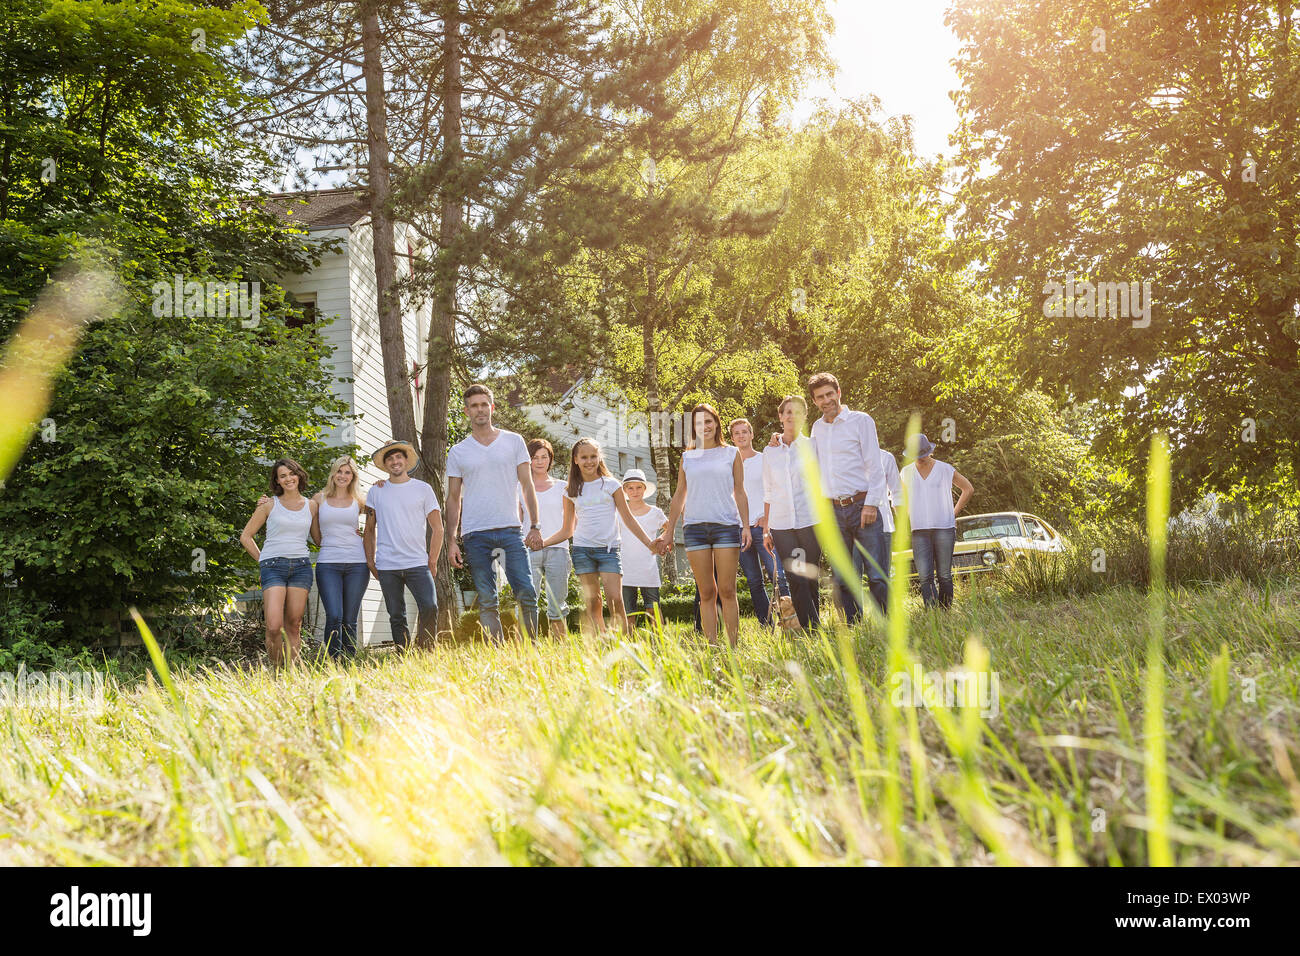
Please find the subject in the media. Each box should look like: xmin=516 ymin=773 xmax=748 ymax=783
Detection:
xmin=2 ymin=576 xmax=1297 ymax=866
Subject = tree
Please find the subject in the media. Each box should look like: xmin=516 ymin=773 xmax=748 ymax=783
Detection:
xmin=0 ymin=0 xmax=348 ymax=640
xmin=553 ymin=0 xmax=832 ymax=545
xmin=948 ymin=0 xmax=1300 ymax=519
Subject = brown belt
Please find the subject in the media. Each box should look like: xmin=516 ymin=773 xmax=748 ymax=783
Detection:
xmin=828 ymin=491 xmax=868 ymax=507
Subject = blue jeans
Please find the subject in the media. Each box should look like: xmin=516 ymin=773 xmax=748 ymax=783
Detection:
xmin=912 ymin=528 xmax=956 ymax=609
xmin=376 ymin=565 xmax=438 ymax=649
xmin=623 ymin=585 xmax=661 ymax=624
xmin=316 ymin=561 xmax=368 ymax=658
xmin=462 ymin=527 xmax=538 ymax=641
xmin=770 ymin=526 xmax=822 ymax=630
xmin=830 ymin=500 xmax=888 ymax=621
xmin=529 ymin=547 xmax=571 ymax=621
xmin=739 ymin=525 xmax=790 ymax=627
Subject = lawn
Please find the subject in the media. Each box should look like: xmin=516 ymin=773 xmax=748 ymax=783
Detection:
xmin=2 ymin=575 xmax=1298 ymax=866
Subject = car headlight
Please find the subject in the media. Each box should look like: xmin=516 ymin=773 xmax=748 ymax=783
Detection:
xmin=981 ymin=550 xmax=998 ymax=567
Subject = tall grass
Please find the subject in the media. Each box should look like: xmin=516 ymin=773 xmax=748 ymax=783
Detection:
xmin=0 ymin=576 xmax=1295 ymax=865
xmin=4 ymin=420 xmax=1296 ymax=866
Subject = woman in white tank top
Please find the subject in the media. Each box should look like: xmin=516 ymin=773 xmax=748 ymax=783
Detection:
xmin=898 ymin=434 xmax=974 ymax=610
xmin=311 ymin=456 xmax=369 ymax=660
xmin=658 ymin=404 xmax=751 ymax=646
xmin=240 ymin=458 xmax=317 ymax=666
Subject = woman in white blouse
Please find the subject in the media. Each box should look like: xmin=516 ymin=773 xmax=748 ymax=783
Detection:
xmin=899 ymin=434 xmax=973 ymax=609
xmin=760 ymin=395 xmax=822 ymax=630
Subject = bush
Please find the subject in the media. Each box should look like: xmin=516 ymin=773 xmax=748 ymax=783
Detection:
xmin=0 ymin=590 xmax=113 ymax=673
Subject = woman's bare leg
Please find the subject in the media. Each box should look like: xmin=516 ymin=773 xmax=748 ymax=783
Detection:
xmin=712 ymin=547 xmax=742 ymax=646
xmin=263 ymin=585 xmax=287 ymax=666
xmin=687 ymin=550 xmax=720 ymax=642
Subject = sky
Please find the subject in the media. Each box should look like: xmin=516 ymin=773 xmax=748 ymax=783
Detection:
xmin=796 ymin=0 xmax=963 ymax=161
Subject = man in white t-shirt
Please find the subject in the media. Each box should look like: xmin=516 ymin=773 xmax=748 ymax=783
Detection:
xmin=364 ymin=439 xmax=443 ymax=650
xmin=445 ymin=383 xmax=542 ymax=642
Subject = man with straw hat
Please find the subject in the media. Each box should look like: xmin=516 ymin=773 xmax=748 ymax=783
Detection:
xmin=364 ymin=438 xmax=442 ymax=649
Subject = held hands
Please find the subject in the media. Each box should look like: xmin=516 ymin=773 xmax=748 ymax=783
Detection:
xmin=653 ymin=532 xmax=672 ymax=555
xmin=525 ymin=528 xmax=543 ymax=551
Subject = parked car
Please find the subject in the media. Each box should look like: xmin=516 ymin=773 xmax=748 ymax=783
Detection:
xmin=892 ymin=512 xmax=1066 ymax=578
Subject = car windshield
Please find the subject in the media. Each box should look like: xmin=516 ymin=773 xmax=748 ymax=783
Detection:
xmin=956 ymin=514 xmax=1022 ymax=541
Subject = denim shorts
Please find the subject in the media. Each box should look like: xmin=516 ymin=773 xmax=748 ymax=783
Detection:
xmin=259 ymin=555 xmax=314 ymax=590
xmin=683 ymin=521 xmax=741 ymax=552
xmin=570 ymin=544 xmax=622 ymax=575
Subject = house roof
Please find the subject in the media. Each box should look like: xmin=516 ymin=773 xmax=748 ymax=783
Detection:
xmin=267 ymin=188 xmax=370 ymax=229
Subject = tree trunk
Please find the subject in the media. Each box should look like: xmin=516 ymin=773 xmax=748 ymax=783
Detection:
xmin=361 ymin=2 xmax=418 ymax=450
xmin=643 ymin=238 xmax=679 ymax=584
xmin=419 ymin=0 xmax=463 ymax=630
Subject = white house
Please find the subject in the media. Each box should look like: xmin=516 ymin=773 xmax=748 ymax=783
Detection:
xmin=264 ymin=188 xmax=430 ymax=648
xmin=512 ymin=373 xmax=659 ymax=485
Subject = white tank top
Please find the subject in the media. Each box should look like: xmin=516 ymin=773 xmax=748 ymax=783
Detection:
xmin=260 ymin=495 xmax=312 ymax=559
xmin=316 ymin=498 xmax=366 ymax=563
xmin=682 ymin=445 xmax=742 ymax=526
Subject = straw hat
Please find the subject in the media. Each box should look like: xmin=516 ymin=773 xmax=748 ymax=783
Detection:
xmin=371 ymin=438 xmax=419 ymax=472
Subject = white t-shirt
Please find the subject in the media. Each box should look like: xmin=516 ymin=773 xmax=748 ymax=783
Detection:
xmin=367 ymin=477 xmax=441 ymax=570
xmin=519 ymin=479 xmax=567 ymax=548
xmin=447 ymin=429 xmax=530 ymax=536
xmin=740 ymin=451 xmax=765 ymax=528
xmin=565 ymin=476 xmax=623 ymax=548
xmin=879 ymin=450 xmax=903 ymax=534
xmin=900 ymin=459 xmax=956 ymax=531
xmin=682 ymin=445 xmax=742 ymax=526
xmin=620 ymin=505 xmax=666 ymax=587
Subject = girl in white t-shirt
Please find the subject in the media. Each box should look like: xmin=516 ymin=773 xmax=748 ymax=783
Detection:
xmin=542 ymin=438 xmax=663 ymax=637
xmin=618 ymin=469 xmax=667 ymax=627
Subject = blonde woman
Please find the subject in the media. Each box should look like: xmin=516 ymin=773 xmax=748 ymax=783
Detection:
xmin=242 ymin=458 xmax=317 ymax=666
xmin=312 ymin=456 xmax=369 ymax=658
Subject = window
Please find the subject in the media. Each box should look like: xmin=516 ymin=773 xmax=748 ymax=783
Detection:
xmin=1022 ymin=517 xmax=1050 ymax=542
xmin=287 ymin=294 xmax=317 ymax=329
xmin=956 ymin=514 xmax=1023 ymax=541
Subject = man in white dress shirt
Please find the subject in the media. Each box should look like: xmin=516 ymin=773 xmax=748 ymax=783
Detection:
xmin=807 ymin=372 xmax=889 ymax=620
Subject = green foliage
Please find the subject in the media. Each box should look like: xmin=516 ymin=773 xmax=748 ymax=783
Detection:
xmin=948 ymin=0 xmax=1300 ymax=518
xmin=0 ymin=0 xmax=350 ymax=640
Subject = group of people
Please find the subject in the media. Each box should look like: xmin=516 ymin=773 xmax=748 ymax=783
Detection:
xmin=239 ymin=374 xmax=973 ymax=664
